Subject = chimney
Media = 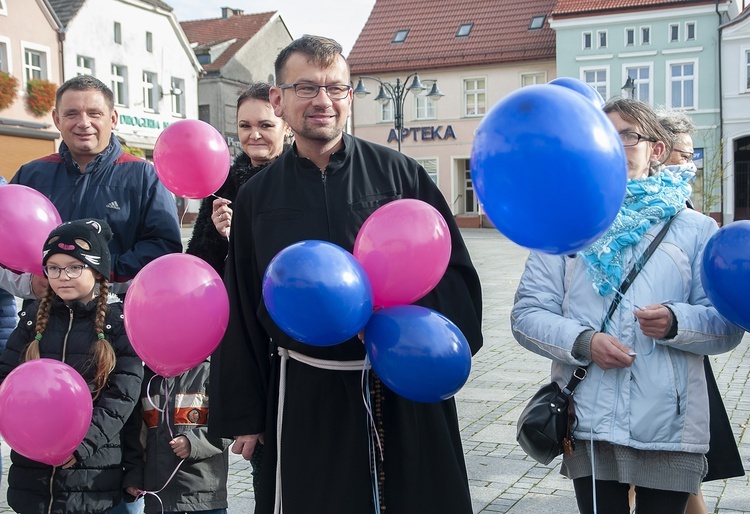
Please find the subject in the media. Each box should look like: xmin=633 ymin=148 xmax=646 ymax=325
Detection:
xmin=221 ymin=7 xmax=244 ymax=18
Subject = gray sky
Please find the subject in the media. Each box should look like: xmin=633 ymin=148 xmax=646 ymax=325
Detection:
xmin=169 ymin=0 xmax=377 ymax=55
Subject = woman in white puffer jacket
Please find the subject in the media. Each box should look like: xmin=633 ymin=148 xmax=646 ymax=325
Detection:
xmin=511 ymin=98 xmax=744 ymax=514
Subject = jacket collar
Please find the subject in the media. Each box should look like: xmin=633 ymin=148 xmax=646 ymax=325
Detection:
xmin=59 ymin=135 xmax=123 ymax=175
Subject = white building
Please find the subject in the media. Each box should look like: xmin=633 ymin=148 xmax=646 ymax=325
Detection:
xmin=49 ymin=0 xmax=202 ymax=157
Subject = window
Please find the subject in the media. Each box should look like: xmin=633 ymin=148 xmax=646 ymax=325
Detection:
xmin=198 ymin=104 xmax=210 ymax=123
xmin=146 ymin=32 xmax=153 ymax=52
xmin=456 ymin=23 xmax=473 ymax=38
xmin=197 ymin=53 xmax=211 ymax=65
xmin=686 ymin=22 xmax=696 ymax=41
xmin=114 ymin=22 xmax=122 ymax=44
xmin=111 ymin=65 xmax=127 ymax=106
xmin=0 ymin=0 xmax=7 ymax=16
xmin=170 ymin=77 xmax=185 ymax=116
xmin=641 ymin=27 xmax=651 ymax=45
xmin=746 ymin=50 xmax=750 ymax=90
xmin=625 ymin=28 xmax=635 ymax=46
xmin=415 ymin=90 xmax=436 ymax=120
xmin=521 ymin=72 xmax=546 ymax=87
xmin=598 ymin=30 xmax=608 ymax=49
xmin=464 ymin=78 xmax=485 ymax=117
xmin=529 ymin=15 xmax=545 ymax=30
xmin=379 ymin=99 xmax=393 ymax=123
xmin=670 ymin=24 xmax=679 ymax=42
xmin=583 ymin=31 xmax=592 ymax=50
xmin=76 ymin=55 xmax=94 ymax=76
xmin=582 ymin=67 xmax=607 ymax=98
xmin=670 ymin=62 xmax=695 ymax=109
xmin=23 ymin=47 xmax=47 ymax=81
xmin=0 ymin=39 xmax=9 ymax=72
xmin=392 ymin=30 xmax=409 ymax=44
xmin=142 ymin=71 xmax=158 ymax=111
xmin=415 ymin=158 xmax=438 ymax=184
xmin=625 ymin=66 xmax=651 ymax=103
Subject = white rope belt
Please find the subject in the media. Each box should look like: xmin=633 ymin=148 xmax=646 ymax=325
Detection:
xmin=274 ymin=347 xmax=371 ymax=514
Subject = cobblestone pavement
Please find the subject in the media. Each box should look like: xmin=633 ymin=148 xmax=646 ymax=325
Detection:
xmin=1 ymin=228 xmax=748 ymax=513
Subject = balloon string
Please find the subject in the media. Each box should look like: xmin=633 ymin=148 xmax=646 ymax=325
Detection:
xmin=132 ymin=459 xmax=186 ymax=514
xmin=145 ymin=375 xmax=174 ymax=440
xmin=135 ymin=374 xmax=184 ymax=511
xmin=179 ymin=197 xmax=190 ymax=228
xmin=578 ymin=256 xmax=656 ymax=356
xmin=362 ymin=356 xmax=382 ymax=514
xmin=361 ymin=356 xmax=383 ymax=461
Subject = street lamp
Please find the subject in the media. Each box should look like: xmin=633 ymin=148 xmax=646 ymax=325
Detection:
xmin=353 ymin=73 xmax=444 ymax=152
xmin=621 ymin=76 xmax=635 ymax=99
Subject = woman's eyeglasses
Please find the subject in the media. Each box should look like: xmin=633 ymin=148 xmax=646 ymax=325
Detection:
xmin=619 ymin=131 xmax=656 ymax=147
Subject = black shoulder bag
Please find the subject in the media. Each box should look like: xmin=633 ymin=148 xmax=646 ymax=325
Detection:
xmin=516 ymin=214 xmax=677 ymax=465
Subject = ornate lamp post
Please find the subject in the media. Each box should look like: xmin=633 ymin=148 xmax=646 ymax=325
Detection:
xmin=621 ymin=76 xmax=635 ymax=99
xmin=353 ymin=73 xmax=444 ymax=152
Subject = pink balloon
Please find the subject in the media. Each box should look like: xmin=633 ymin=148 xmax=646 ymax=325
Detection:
xmin=354 ymin=199 xmax=451 ymax=308
xmin=0 ymin=184 xmax=62 ymax=275
xmin=124 ymin=253 xmax=229 ymax=377
xmin=0 ymin=359 xmax=93 ymax=466
xmin=153 ymin=119 xmax=231 ymax=199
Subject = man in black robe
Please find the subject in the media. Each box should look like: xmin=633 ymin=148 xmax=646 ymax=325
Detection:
xmin=209 ymin=35 xmax=483 ymax=514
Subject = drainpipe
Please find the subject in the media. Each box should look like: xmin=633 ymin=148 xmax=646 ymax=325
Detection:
xmin=716 ymin=0 xmax=725 ymax=224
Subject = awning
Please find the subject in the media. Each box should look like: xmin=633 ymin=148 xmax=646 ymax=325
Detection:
xmin=115 ymin=132 xmax=158 ymax=150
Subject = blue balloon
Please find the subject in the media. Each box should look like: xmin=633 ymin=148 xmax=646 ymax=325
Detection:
xmin=471 ymin=84 xmax=627 ymax=255
xmin=701 ymin=221 xmax=750 ymax=331
xmin=263 ymin=240 xmax=374 ymax=346
xmin=548 ymin=77 xmax=605 ymax=108
xmin=364 ymin=305 xmax=472 ymax=403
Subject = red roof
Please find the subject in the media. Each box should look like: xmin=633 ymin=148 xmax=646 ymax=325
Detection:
xmin=180 ymin=11 xmax=276 ymax=72
xmin=347 ymin=0 xmax=556 ymax=75
xmin=552 ymin=0 xmax=717 ymax=18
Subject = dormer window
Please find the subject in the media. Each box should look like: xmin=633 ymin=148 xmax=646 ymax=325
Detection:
xmin=392 ymin=30 xmax=409 ymax=44
xmin=456 ymin=23 xmax=473 ymax=38
xmin=529 ymin=15 xmax=545 ymax=30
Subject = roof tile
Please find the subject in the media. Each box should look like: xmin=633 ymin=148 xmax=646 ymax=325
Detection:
xmin=348 ymin=0 xmax=557 ymax=74
xmin=552 ymin=0 xmax=714 ymax=17
xmin=180 ymin=11 xmax=276 ymax=72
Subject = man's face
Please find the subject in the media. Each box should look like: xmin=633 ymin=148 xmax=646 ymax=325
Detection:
xmin=666 ymin=132 xmax=694 ymax=166
xmin=271 ymin=52 xmax=352 ymax=145
xmin=53 ymin=89 xmax=117 ymax=166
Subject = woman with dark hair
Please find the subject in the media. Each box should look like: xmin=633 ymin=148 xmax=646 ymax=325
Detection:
xmin=186 ymin=82 xmax=292 ymax=276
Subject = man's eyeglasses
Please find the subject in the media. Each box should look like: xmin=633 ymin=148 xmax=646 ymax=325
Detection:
xmin=672 ymin=148 xmax=694 ymax=162
xmin=279 ymin=83 xmax=352 ymax=100
xmin=619 ymin=131 xmax=656 ymax=147
xmin=43 ymin=264 xmax=89 ymax=279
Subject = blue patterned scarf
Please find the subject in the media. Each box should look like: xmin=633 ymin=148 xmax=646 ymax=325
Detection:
xmin=582 ymin=167 xmax=692 ymax=296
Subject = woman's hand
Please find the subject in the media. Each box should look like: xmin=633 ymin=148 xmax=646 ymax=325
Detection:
xmin=232 ymin=433 xmax=264 ymax=460
xmin=60 ymin=455 xmax=77 ymax=469
xmin=590 ymin=332 xmax=636 ymax=370
xmin=169 ymin=435 xmax=191 ymax=459
xmin=212 ymin=197 xmax=232 ymax=238
xmin=635 ymin=304 xmax=673 ymax=339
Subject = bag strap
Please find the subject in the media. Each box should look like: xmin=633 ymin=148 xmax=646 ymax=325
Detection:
xmin=564 ymin=212 xmax=679 ymax=394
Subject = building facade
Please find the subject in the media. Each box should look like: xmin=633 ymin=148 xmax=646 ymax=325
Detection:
xmin=550 ymin=0 xmax=742 ymax=221
xmin=721 ymin=5 xmax=750 ymax=222
xmin=0 ymin=0 xmax=61 ymax=181
xmin=348 ymin=0 xmax=557 ymax=226
xmin=49 ymin=0 xmax=202 ymax=159
xmin=181 ymin=7 xmax=293 ymax=155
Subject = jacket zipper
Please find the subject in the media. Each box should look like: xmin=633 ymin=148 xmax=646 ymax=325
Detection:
xmin=321 ymin=169 xmax=331 ymax=238
xmin=46 ymin=308 xmax=75 ymax=512
xmin=667 ymin=347 xmax=681 ymax=414
xmin=62 ymin=307 xmax=74 ymax=363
